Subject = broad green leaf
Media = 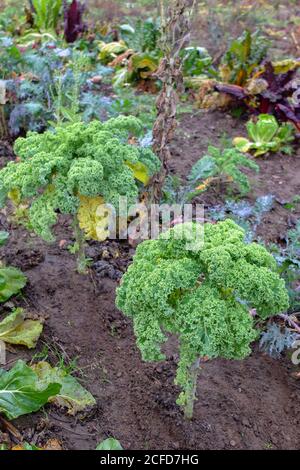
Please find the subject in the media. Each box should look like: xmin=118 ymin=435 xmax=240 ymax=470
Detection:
xmin=0 ymin=360 xmax=61 ymax=420
xmin=0 ymin=308 xmax=43 ymax=349
xmin=96 ymin=438 xmax=123 ymax=450
xmin=33 ymin=362 xmax=96 ymax=415
xmin=126 ymin=161 xmax=150 ymax=184
xmin=188 ymin=155 xmax=216 ymax=181
xmin=272 ymin=59 xmax=300 ymax=74
xmin=181 ymin=46 xmax=213 ymax=77
xmin=119 ymin=24 xmax=135 ymax=35
xmin=0 ymin=266 xmax=27 ymax=303
xmin=0 ymin=231 xmax=9 ymax=246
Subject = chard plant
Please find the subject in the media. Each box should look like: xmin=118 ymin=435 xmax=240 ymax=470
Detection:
xmin=116 ymin=219 xmax=289 ymax=419
xmin=0 ymin=116 xmax=160 ymax=273
xmin=215 ymin=60 xmax=300 ymax=131
xmin=31 ymin=0 xmax=62 ymax=32
xmin=220 ymin=30 xmax=268 ymax=86
xmin=0 ymin=358 xmax=95 ymax=419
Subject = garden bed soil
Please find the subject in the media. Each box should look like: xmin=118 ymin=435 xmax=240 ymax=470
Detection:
xmin=1 ymin=108 xmax=300 ymax=450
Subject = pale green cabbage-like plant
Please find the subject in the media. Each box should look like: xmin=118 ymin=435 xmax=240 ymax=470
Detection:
xmin=234 ymin=114 xmax=294 ymax=157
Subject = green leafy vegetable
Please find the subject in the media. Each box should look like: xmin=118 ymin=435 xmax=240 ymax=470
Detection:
xmin=0 ymin=308 xmax=43 ymax=349
xmin=32 ymin=361 xmax=96 ymax=414
xmin=0 ymin=266 xmax=27 ymax=303
xmin=181 ymin=47 xmax=215 ymax=77
xmin=0 ymin=231 xmax=9 ymax=246
xmin=0 ymin=360 xmax=61 ymax=420
xmin=129 ymin=52 xmax=159 ymax=80
xmin=98 ymin=41 xmax=128 ymax=64
xmin=234 ymin=114 xmax=295 ymax=156
xmin=120 ymin=18 xmax=160 ymax=53
xmin=96 ymin=438 xmax=123 ymax=450
xmin=32 ymin=0 xmax=62 ymax=32
xmin=220 ymin=30 xmax=268 ymax=85
xmin=116 ymin=219 xmax=289 ymax=418
xmin=0 ymin=116 xmax=160 ymax=271
xmin=192 ymin=145 xmax=259 ymax=194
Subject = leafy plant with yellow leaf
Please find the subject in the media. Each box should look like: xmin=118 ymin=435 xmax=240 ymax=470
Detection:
xmin=163 ymin=144 xmax=259 ymax=206
xmin=0 ymin=116 xmax=160 ymax=273
xmin=220 ymin=30 xmax=268 ymax=86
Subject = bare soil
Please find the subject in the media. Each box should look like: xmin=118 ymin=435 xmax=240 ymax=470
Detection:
xmin=1 ymin=106 xmax=300 ymax=450
xmin=1 ymin=0 xmax=300 ymax=450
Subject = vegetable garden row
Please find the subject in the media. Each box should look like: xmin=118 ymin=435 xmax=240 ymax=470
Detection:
xmin=0 ymin=0 xmax=299 ymax=451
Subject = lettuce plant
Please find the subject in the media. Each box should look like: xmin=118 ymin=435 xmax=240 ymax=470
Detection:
xmin=0 ymin=116 xmax=160 ymax=272
xmin=116 ymin=219 xmax=289 ymax=418
xmin=234 ymin=114 xmax=295 ymax=157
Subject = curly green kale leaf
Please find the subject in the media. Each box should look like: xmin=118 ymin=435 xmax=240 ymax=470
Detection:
xmin=0 ymin=116 xmax=160 ymax=242
xmin=116 ymin=219 xmax=289 ymax=416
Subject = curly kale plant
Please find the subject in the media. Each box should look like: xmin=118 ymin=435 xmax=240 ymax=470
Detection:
xmin=116 ymin=219 xmax=289 ymax=418
xmin=0 ymin=116 xmax=160 ymax=272
xmin=191 ymin=145 xmax=259 ymax=195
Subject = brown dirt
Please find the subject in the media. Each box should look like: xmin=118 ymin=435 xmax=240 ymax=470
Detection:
xmin=170 ymin=110 xmax=300 ymax=242
xmin=1 ymin=223 xmax=300 ymax=450
xmin=1 ymin=0 xmax=300 ymax=450
xmin=1 ymin=107 xmax=300 ymax=450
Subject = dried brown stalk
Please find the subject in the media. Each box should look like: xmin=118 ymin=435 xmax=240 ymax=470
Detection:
xmin=150 ymin=0 xmax=195 ymax=202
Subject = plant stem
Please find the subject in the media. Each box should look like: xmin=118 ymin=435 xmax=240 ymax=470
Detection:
xmin=184 ymin=357 xmax=200 ymax=419
xmin=0 ymin=106 xmax=8 ymax=140
xmin=278 ymin=313 xmax=300 ymax=334
xmin=73 ymin=217 xmax=87 ymax=274
xmin=150 ymin=0 xmax=194 ymax=202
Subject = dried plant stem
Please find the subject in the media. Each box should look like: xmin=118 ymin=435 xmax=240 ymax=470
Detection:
xmin=0 ymin=106 xmax=8 ymax=140
xmin=150 ymin=0 xmax=195 ymax=202
xmin=278 ymin=313 xmax=300 ymax=334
